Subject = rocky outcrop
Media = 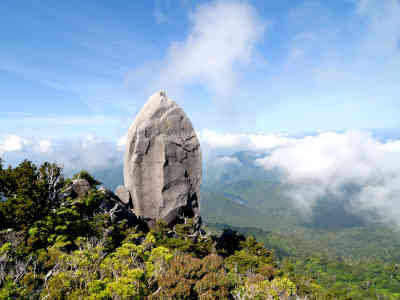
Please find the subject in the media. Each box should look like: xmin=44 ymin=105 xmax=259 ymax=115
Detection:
xmin=61 ymin=181 xmax=140 ymax=227
xmin=71 ymin=179 xmax=91 ymax=198
xmin=98 ymin=186 xmax=139 ymax=226
xmin=115 ymin=185 xmax=132 ymax=208
xmin=123 ymin=91 xmax=202 ymax=226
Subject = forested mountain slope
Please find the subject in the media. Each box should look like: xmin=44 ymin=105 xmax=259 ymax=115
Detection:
xmin=0 ymin=159 xmax=308 ymax=299
xmin=2 ymin=159 xmax=399 ymax=299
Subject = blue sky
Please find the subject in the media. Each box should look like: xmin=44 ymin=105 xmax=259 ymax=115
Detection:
xmin=2 ymin=0 xmax=400 ymax=226
xmin=1 ymin=0 xmax=399 ymax=140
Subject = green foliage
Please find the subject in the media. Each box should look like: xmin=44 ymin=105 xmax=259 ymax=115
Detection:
xmin=209 ymin=223 xmax=400 ymax=300
xmin=0 ymin=160 xmax=64 ymax=231
xmin=152 ymin=219 xmax=215 ymax=258
xmin=73 ymin=170 xmax=102 ymax=187
xmin=224 ymin=236 xmax=277 ymax=276
xmin=153 ymin=254 xmax=231 ymax=299
xmin=25 ymin=190 xmax=111 ymax=251
xmin=38 ymin=161 xmax=64 ymax=204
xmin=0 ymin=159 xmax=297 ymax=299
xmin=0 ymin=242 xmax=11 ymax=255
xmin=203 ymin=179 xmax=400 ymax=262
xmin=0 ymin=280 xmax=22 ymax=300
xmin=281 ymin=255 xmax=400 ymax=300
xmin=3 ymin=159 xmax=400 ymax=299
xmin=233 ymin=276 xmax=297 ymax=300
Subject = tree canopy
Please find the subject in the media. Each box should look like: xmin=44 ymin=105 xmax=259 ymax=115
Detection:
xmin=0 ymin=159 xmax=399 ymax=299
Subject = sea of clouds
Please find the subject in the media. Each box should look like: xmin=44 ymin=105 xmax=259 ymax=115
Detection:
xmin=2 ymin=129 xmax=400 ymax=228
xmin=202 ymin=130 xmax=400 ymax=228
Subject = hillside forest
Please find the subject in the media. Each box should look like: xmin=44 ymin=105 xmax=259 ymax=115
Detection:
xmin=0 ymin=159 xmax=400 ymax=299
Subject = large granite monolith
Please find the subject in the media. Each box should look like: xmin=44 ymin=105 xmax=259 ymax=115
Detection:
xmin=123 ymin=91 xmax=201 ymax=226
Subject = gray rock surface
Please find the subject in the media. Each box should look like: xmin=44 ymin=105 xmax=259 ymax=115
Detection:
xmin=93 ymin=186 xmax=139 ymax=226
xmin=115 ymin=185 xmax=132 ymax=207
xmin=124 ymin=91 xmax=202 ymax=225
xmin=72 ymin=179 xmax=91 ymax=198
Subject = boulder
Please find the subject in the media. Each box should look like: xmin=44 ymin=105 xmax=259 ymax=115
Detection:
xmin=124 ymin=91 xmax=202 ymax=226
xmin=71 ymin=179 xmax=91 ymax=198
xmin=115 ymin=185 xmax=132 ymax=208
xmin=97 ymin=186 xmax=140 ymax=226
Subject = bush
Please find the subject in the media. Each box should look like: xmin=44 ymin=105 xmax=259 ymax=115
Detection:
xmin=0 ymin=159 xmax=306 ymax=299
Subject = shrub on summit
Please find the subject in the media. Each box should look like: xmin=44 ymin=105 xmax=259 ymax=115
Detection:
xmin=0 ymin=160 xmax=64 ymax=231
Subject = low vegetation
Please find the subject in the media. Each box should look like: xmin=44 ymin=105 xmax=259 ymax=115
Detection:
xmin=1 ymin=159 xmax=399 ymax=299
xmin=208 ymin=224 xmax=400 ymax=300
xmin=0 ymin=159 xmax=301 ymax=299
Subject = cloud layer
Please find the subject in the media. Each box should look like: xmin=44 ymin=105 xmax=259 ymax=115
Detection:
xmin=256 ymin=131 xmax=400 ymax=228
xmin=0 ymin=135 xmax=123 ymax=175
xmin=3 ymin=129 xmax=400 ymax=228
xmin=198 ymin=129 xmax=291 ymax=155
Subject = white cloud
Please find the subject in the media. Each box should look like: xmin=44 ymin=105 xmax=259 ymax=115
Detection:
xmin=215 ymin=156 xmax=242 ymax=166
xmin=148 ymin=0 xmax=265 ymax=96
xmin=52 ymin=136 xmax=122 ymax=172
xmin=0 ymin=135 xmax=123 ymax=174
xmin=198 ymin=129 xmax=291 ymax=153
xmin=117 ymin=135 xmax=127 ymax=151
xmin=382 ymin=140 xmax=400 ymax=152
xmin=3 ymin=135 xmax=27 ymax=152
xmin=248 ymin=133 xmax=291 ymax=151
xmin=4 ymin=129 xmax=400 ymax=228
xmin=255 ymin=130 xmax=400 ymax=227
xmin=198 ymin=129 xmax=247 ymax=149
xmin=0 ymin=129 xmax=290 ymax=179
xmin=0 ymin=135 xmax=28 ymax=155
xmin=37 ymin=139 xmax=52 ymax=153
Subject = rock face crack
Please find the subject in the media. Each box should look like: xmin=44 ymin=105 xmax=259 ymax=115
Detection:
xmin=123 ymin=91 xmax=202 ymax=226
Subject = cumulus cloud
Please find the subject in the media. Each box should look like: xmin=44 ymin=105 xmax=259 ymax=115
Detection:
xmin=198 ymin=129 xmax=291 ymax=154
xmin=58 ymin=136 xmax=122 ymax=172
xmin=1 ymin=129 xmax=290 ymax=180
xmin=215 ymin=156 xmax=242 ymax=166
xmin=37 ymin=140 xmax=52 ymax=153
xmin=135 ymin=0 xmax=265 ymax=97
xmin=255 ymin=131 xmax=400 ymax=227
xmin=0 ymin=135 xmax=124 ymax=175
xmin=0 ymin=135 xmax=28 ymax=154
xmin=4 ymin=129 xmax=400 ymax=228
